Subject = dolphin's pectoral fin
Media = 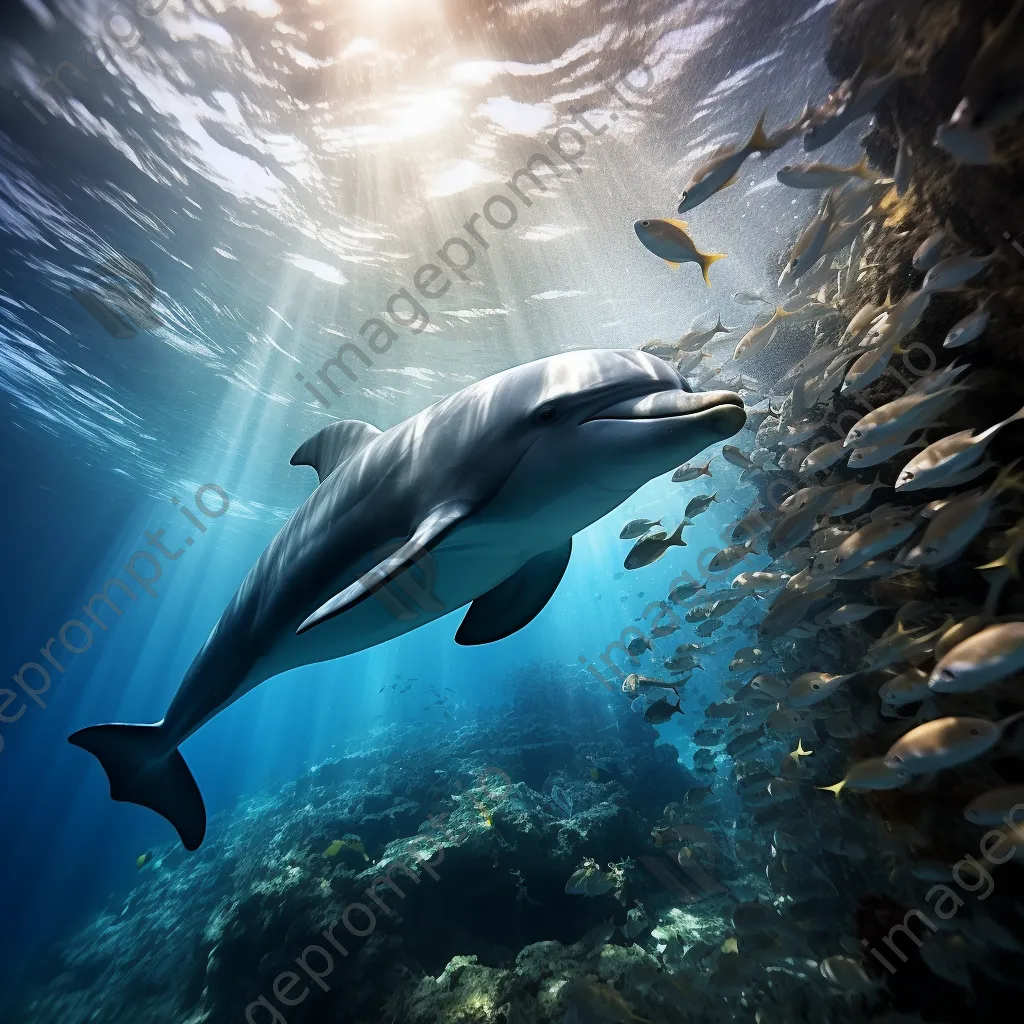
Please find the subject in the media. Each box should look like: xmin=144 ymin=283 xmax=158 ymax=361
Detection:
xmin=296 ymin=500 xmax=475 ymax=634
xmin=455 ymin=540 xmax=572 ymax=646
xmin=290 ymin=420 xmax=383 ymax=484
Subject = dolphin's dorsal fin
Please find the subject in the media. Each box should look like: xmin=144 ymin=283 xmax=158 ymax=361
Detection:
xmin=290 ymin=420 xmax=382 ymax=484
xmin=455 ymin=540 xmax=572 ymax=645
xmin=295 ymin=500 xmax=475 ymax=634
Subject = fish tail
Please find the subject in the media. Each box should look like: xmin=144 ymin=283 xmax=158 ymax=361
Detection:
xmin=994 ymin=457 xmax=1024 ymax=496
xmin=976 ymin=550 xmax=1021 ymax=581
xmin=817 ymin=780 xmax=846 ymax=797
xmin=698 ymin=250 xmax=728 ymax=287
xmin=68 ymin=723 xmax=207 ymax=851
xmin=854 ymin=154 xmax=875 ymax=180
xmin=701 ymin=458 xmax=716 ymax=476
xmin=669 ymin=520 xmax=689 ymax=546
xmin=748 ymin=107 xmax=778 ymax=153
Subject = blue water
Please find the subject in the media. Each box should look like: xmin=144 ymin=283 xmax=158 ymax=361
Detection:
xmin=0 ymin=0 xmax=841 ymax=1009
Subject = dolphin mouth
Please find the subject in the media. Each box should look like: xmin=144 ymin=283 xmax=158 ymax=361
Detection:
xmin=584 ymin=389 xmax=745 ymax=423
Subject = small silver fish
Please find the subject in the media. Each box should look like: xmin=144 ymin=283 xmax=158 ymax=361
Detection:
xmin=955 ymin=0 xmax=1024 ymax=132
xmin=964 ymin=785 xmax=1024 ymax=826
xmin=679 ymin=110 xmax=781 ymax=212
xmin=934 ymin=120 xmax=998 ymax=165
xmin=776 ymin=155 xmax=875 ymax=189
xmin=672 ymin=457 xmax=716 ymax=483
xmin=685 ymin=492 xmax=719 ymax=519
xmin=943 ymin=301 xmax=990 ymax=349
xmin=930 ymin=621 xmax=1024 ymax=694
xmin=913 ymin=226 xmax=949 ymax=272
xmin=922 ymin=252 xmax=996 ymax=293
xmin=709 ymin=542 xmax=758 ymax=574
xmin=676 ymin=316 xmax=734 ymax=351
xmin=896 ymin=404 xmax=1024 ymax=491
xmin=885 ymin=712 xmax=1024 ymax=774
xmin=722 ymin=444 xmax=756 ymax=470
xmin=733 ymin=290 xmax=771 ymax=306
xmin=624 ymin=521 xmax=689 ymax=570
xmin=619 ymin=517 xmax=662 ymax=540
xmin=733 ymin=306 xmax=794 ymax=362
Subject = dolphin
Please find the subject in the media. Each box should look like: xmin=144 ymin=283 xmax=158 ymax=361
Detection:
xmin=69 ymin=349 xmax=744 ymax=849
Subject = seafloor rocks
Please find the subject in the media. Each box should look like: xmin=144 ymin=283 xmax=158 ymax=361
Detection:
xmin=10 ymin=665 xmax=716 ymax=1024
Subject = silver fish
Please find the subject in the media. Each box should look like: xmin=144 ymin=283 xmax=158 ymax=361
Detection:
xmin=625 ymin=521 xmax=689 ymax=570
xmin=619 ymin=517 xmax=662 ymax=540
xmin=672 ymin=457 xmax=716 ymax=482
xmin=943 ymin=301 xmax=990 ymax=349
xmin=884 ymin=711 xmax=1024 ymax=774
xmin=913 ymin=222 xmax=954 ymax=272
xmin=922 ymin=251 xmax=996 ymax=293
xmin=930 ymin=621 xmax=1024 ymax=694
xmin=679 ymin=111 xmax=781 ymax=212
xmin=722 ymin=444 xmax=756 ymax=470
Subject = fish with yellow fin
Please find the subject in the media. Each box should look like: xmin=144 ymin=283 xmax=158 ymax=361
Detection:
xmin=324 ymin=838 xmax=370 ymax=861
xmin=817 ymin=757 xmax=911 ymax=797
xmin=678 ymin=109 xmax=781 ymax=212
xmin=788 ymin=739 xmax=813 ymax=764
xmin=633 ymin=218 xmax=727 ymax=287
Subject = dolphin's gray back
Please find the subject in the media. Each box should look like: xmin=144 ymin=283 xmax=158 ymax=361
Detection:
xmin=170 ymin=374 xmax=538 ymax=725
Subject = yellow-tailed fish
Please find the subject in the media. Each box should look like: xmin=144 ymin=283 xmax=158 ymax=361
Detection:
xmin=678 ymin=109 xmax=780 ymax=212
xmin=634 ymin=218 xmax=727 ymax=287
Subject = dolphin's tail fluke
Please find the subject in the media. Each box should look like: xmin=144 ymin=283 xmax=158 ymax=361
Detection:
xmin=68 ymin=723 xmax=206 ymax=851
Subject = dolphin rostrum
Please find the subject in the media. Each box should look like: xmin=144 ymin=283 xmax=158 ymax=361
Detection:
xmin=69 ymin=349 xmax=744 ymax=849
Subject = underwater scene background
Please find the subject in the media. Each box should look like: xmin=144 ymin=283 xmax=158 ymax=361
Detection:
xmin=2 ymin=0 xmax=1024 ymax=1021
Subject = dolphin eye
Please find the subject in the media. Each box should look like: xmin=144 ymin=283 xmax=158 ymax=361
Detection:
xmin=889 ymin=754 xmax=903 ymax=765
xmin=811 ymin=683 xmax=820 ymax=690
xmin=970 ymin=728 xmax=980 ymax=736
xmin=534 ymin=405 xmax=558 ymax=425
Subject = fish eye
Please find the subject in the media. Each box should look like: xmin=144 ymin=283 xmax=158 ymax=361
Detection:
xmin=641 ymin=219 xmax=651 ymax=227
xmin=534 ymin=405 xmax=558 ymax=425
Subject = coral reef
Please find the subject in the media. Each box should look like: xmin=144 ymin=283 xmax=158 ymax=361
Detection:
xmin=10 ymin=665 xmax=740 ymax=1024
